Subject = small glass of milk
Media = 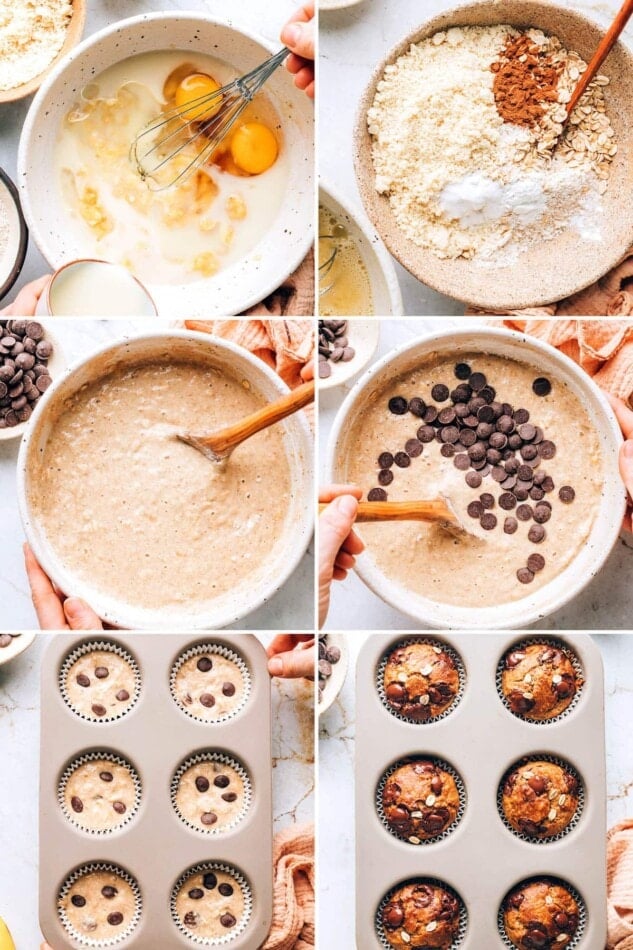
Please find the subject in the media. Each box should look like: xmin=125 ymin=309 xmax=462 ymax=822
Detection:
xmin=36 ymin=259 xmax=158 ymax=316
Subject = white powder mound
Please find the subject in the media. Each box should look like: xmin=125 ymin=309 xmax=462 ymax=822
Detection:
xmin=0 ymin=0 xmax=73 ymax=92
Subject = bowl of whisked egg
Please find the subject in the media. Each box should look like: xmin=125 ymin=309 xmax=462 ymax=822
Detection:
xmin=18 ymin=13 xmax=314 ymax=317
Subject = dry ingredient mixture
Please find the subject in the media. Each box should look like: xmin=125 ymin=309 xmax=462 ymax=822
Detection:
xmin=0 ymin=0 xmax=72 ymax=92
xmin=368 ymin=26 xmax=617 ymax=262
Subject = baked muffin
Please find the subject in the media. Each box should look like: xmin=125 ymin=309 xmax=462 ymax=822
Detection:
xmin=381 ymin=881 xmax=462 ymax=949
xmin=501 ymin=759 xmax=580 ymax=839
xmin=383 ymin=641 xmax=460 ymax=721
xmin=501 ymin=642 xmax=579 ymax=721
xmin=503 ymin=879 xmax=580 ymax=948
xmin=382 ymin=760 xmax=461 ymax=842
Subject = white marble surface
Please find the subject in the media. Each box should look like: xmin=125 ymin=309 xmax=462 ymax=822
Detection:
xmin=0 ymin=319 xmax=314 ymax=630
xmin=0 ymin=0 xmax=306 ymax=307
xmin=0 ymin=631 xmax=314 ymax=949
xmin=320 ymin=0 xmax=633 ymax=316
xmin=318 ymin=631 xmax=633 ymax=949
xmin=320 ymin=317 xmax=633 ymax=630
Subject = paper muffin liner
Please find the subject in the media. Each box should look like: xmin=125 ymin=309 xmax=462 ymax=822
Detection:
xmin=497 ymin=754 xmax=585 ymax=845
xmin=170 ymin=861 xmax=253 ymax=946
xmin=57 ymin=861 xmax=142 ymax=947
xmin=498 ymin=876 xmax=587 ymax=950
xmin=375 ymin=877 xmax=468 ymax=950
xmin=59 ymin=639 xmax=141 ymax=724
xmin=58 ymin=751 xmax=142 ymax=836
xmin=375 ymin=755 xmax=466 ymax=846
xmin=495 ymin=637 xmax=584 ymax=725
xmin=376 ymin=637 xmax=466 ymax=725
xmin=170 ymin=642 xmax=252 ymax=725
xmin=171 ymin=751 xmax=253 ymax=836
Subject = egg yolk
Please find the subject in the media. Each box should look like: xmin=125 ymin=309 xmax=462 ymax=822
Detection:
xmin=175 ymin=73 xmax=222 ymax=122
xmin=230 ymin=122 xmax=278 ymax=175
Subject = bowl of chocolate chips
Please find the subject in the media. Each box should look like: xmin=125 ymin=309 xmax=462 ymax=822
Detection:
xmin=328 ymin=326 xmax=625 ymax=628
xmin=0 ymin=320 xmax=64 ymax=441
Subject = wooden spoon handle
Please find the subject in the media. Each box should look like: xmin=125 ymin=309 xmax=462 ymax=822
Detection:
xmin=319 ymin=499 xmax=456 ymax=524
xmin=199 ymin=379 xmax=315 ymax=454
xmin=567 ymin=0 xmax=633 ymax=114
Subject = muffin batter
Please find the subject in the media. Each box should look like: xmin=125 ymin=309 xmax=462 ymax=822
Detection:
xmin=174 ymin=867 xmax=247 ymax=941
xmin=343 ymin=353 xmax=603 ymax=607
xmin=63 ymin=756 xmax=139 ymax=832
xmin=173 ymin=650 xmax=247 ymax=722
xmin=59 ymin=867 xmax=139 ymax=944
xmin=64 ymin=649 xmax=137 ymax=721
xmin=30 ymin=358 xmax=292 ymax=614
xmin=174 ymin=757 xmax=248 ymax=831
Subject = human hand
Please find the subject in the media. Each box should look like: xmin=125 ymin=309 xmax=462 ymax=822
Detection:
xmin=607 ymin=394 xmax=633 ymax=533
xmin=318 ymin=484 xmax=365 ymax=627
xmin=24 ymin=543 xmax=104 ymax=630
xmin=280 ymin=3 xmax=315 ymax=99
xmin=1 ymin=275 xmax=50 ymax=316
xmin=41 ymin=943 xmax=54 ymax=949
xmin=267 ymin=633 xmax=315 ymax=678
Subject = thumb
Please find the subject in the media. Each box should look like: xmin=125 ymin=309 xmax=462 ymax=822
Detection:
xmin=319 ymin=495 xmax=358 ymax=577
xmin=63 ymin=597 xmax=104 ymax=630
xmin=268 ymin=647 xmax=314 ymax=679
xmin=281 ymin=20 xmax=315 ymax=61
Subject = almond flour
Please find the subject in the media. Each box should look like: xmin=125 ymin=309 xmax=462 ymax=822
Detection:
xmin=367 ymin=25 xmax=617 ymax=264
xmin=0 ymin=0 xmax=73 ymax=92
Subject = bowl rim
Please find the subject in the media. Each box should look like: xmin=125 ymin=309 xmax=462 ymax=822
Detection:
xmin=318 ymin=318 xmax=381 ymax=391
xmin=17 ymin=11 xmax=314 ymax=318
xmin=0 ymin=166 xmax=29 ymax=302
xmin=318 ymin=632 xmax=349 ymax=715
xmin=17 ymin=328 xmax=314 ymax=630
xmin=326 ymin=325 xmax=626 ymax=629
xmin=0 ymin=632 xmax=37 ymax=666
xmin=319 ymin=179 xmax=403 ymax=317
xmin=353 ymin=0 xmax=633 ymax=310
xmin=0 ymin=325 xmax=64 ymax=443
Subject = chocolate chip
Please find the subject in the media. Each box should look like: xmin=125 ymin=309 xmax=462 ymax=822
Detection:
xmin=499 ymin=492 xmax=516 ymax=510
xmin=222 ymin=682 xmax=236 ymax=697
xmin=533 ymin=505 xmax=551 ymax=523
xmin=454 ymin=362 xmax=471 ymax=379
xmin=222 ymin=792 xmax=238 ymax=802
xmin=91 ymin=704 xmax=107 ymax=717
xmin=116 ymin=689 xmax=130 ymax=702
xmin=71 ymin=895 xmax=86 ymax=908
xmin=388 ymin=396 xmax=409 ymax=415
xmin=71 ymin=796 xmax=83 ymax=813
xmin=514 ymin=408 xmax=530 ymax=425
xmin=409 ymin=397 xmax=426 ymax=417
xmin=480 ymin=513 xmax=497 ymax=530
xmin=417 ymin=425 xmax=435 ymax=443
xmin=422 ymin=406 xmax=438 ymax=424
xmin=554 ymin=912 xmax=569 ymax=930
xmin=188 ymin=888 xmax=204 ymax=900
xmin=201 ymin=811 xmax=217 ymax=825
xmin=113 ymin=801 xmax=126 ymax=814
xmin=203 ymin=872 xmax=217 ymax=890
xmin=468 ymin=442 xmax=486 ymax=462
xmin=438 ymin=407 xmax=456 ymax=425
xmin=467 ymin=501 xmax=484 ymax=519
xmin=431 ymin=384 xmax=449 ymax=402
xmin=469 ymin=372 xmax=486 ymax=391
xmin=516 ymin=464 xmax=532 ymax=482
xmin=100 ymin=771 xmax=113 ymax=782
xmin=538 ymin=440 xmax=556 ymax=459
xmin=514 ymin=488 xmax=529 ymax=502
xmin=528 ymin=524 xmax=546 ymax=543
xmin=516 ymin=504 xmax=533 ymax=522
xmin=196 ymin=776 xmax=210 ymax=792
xmin=559 ymin=485 xmax=575 ymax=503
xmin=394 ymin=451 xmax=411 ymax=467
xmin=26 ymin=321 xmax=44 ymax=341
xmin=94 ymin=666 xmax=109 ymax=679
xmin=517 ymin=567 xmax=535 ymax=584
xmin=440 ymin=425 xmax=459 ymax=444
xmin=491 ymin=465 xmax=506 ymax=482
xmin=541 ymin=476 xmax=555 ymax=492
xmin=197 ymin=656 xmax=213 ymax=673
xmin=184 ymin=911 xmax=199 ymax=927
xmin=200 ymin=693 xmax=215 ymax=708
xmin=318 ymin=362 xmax=331 ymax=379
xmin=367 ymin=487 xmax=387 ymax=501
xmin=378 ymin=452 xmax=394 ymax=468
xmin=214 ymin=774 xmax=230 ymax=788
xmin=219 ymin=883 xmax=234 ymax=897
xmin=76 ymin=673 xmax=90 ymax=687
xmin=480 ymin=493 xmax=495 ymax=509
xmin=504 ymin=517 xmax=518 ymax=534
xmin=527 ymin=553 xmax=545 ymax=572
xmin=107 ymin=912 xmax=124 ymax=927
xmin=532 ymin=377 xmax=552 ymax=396
xmin=529 ymin=486 xmax=544 ymax=501
xmin=102 ymin=886 xmax=118 ymax=899
xmin=465 ymin=471 xmax=482 ymax=488
xmin=453 ymin=453 xmax=470 ymax=471
xmin=220 ymin=914 xmax=237 ymax=929
xmin=378 ymin=469 xmax=394 ymax=486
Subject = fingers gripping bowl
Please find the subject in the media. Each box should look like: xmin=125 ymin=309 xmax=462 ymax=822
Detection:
xmin=327 ymin=328 xmax=625 ymax=629
xmin=17 ymin=331 xmax=313 ymax=630
xmin=17 ymin=13 xmax=314 ymax=317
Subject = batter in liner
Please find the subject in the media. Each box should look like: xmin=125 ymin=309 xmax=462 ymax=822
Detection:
xmin=64 ymin=649 xmax=137 ymax=721
xmin=174 ymin=867 xmax=247 ymax=941
xmin=59 ymin=867 xmax=139 ymax=943
xmin=63 ymin=756 xmax=139 ymax=831
xmin=172 ymin=651 xmax=246 ymax=722
xmin=174 ymin=757 xmax=248 ymax=831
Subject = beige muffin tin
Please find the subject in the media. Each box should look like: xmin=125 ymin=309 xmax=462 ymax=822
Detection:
xmin=40 ymin=634 xmax=272 ymax=950
xmin=355 ymin=633 xmax=606 ymax=948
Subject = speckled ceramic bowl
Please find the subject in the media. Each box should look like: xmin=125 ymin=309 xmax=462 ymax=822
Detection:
xmin=354 ymin=0 xmax=633 ymax=310
xmin=0 ymin=327 xmax=65 ymax=443
xmin=327 ymin=326 xmax=626 ymax=629
xmin=18 ymin=13 xmax=314 ymax=318
xmin=0 ymin=168 xmax=28 ymax=302
xmin=17 ymin=330 xmax=314 ymax=630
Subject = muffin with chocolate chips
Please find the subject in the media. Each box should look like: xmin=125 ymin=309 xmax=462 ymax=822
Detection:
xmin=174 ymin=757 xmax=249 ymax=832
xmin=64 ymin=648 xmax=137 ymax=721
xmin=501 ymin=759 xmax=580 ymax=839
xmin=63 ymin=755 xmax=140 ymax=832
xmin=174 ymin=866 xmax=247 ymax=941
xmin=501 ymin=642 xmax=580 ymax=721
xmin=59 ymin=866 xmax=139 ymax=943
xmin=383 ymin=641 xmax=460 ymax=721
xmin=172 ymin=649 xmax=246 ymax=722
xmin=381 ymin=881 xmax=462 ymax=949
xmin=503 ymin=879 xmax=580 ymax=948
xmin=382 ymin=759 xmax=461 ymax=843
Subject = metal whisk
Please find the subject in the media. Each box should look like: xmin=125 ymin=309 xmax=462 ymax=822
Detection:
xmin=131 ymin=47 xmax=289 ymax=191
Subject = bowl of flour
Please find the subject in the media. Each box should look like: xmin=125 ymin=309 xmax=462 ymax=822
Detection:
xmin=354 ymin=0 xmax=633 ymax=310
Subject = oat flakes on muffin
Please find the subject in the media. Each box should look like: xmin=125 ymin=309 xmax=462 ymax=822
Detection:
xmin=503 ymin=878 xmax=580 ymax=948
xmin=382 ymin=759 xmax=461 ymax=842
xmin=383 ymin=641 xmax=460 ymax=721
xmin=381 ymin=881 xmax=461 ymax=949
xmin=502 ymin=759 xmax=580 ymax=839
xmin=501 ymin=642 xmax=579 ymax=721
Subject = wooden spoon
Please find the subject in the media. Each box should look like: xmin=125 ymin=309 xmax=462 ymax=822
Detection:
xmin=319 ymin=497 xmax=472 ymax=537
xmin=178 ymin=379 xmax=314 ymax=462
xmin=566 ymin=0 xmax=633 ymax=116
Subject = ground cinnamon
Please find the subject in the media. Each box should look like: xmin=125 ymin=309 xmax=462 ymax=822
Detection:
xmin=492 ymin=33 xmax=562 ymax=127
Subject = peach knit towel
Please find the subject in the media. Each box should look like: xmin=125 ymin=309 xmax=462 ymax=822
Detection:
xmin=495 ymin=318 xmax=633 ymax=407
xmin=608 ymin=820 xmax=633 ymax=949
xmin=261 ymin=823 xmax=315 ymax=950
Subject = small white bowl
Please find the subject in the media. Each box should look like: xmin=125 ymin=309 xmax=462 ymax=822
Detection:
xmin=0 ymin=168 xmax=28 ymax=302
xmin=0 ymin=633 xmax=36 ymax=666
xmin=320 ymin=0 xmax=367 ymax=11
xmin=319 ymin=319 xmax=380 ymax=391
xmin=0 ymin=327 xmax=65 ymax=443
xmin=18 ymin=13 xmax=314 ymax=318
xmin=327 ymin=327 xmax=626 ymax=629
xmin=319 ymin=182 xmax=402 ymax=316
xmin=318 ymin=633 xmax=349 ymax=715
